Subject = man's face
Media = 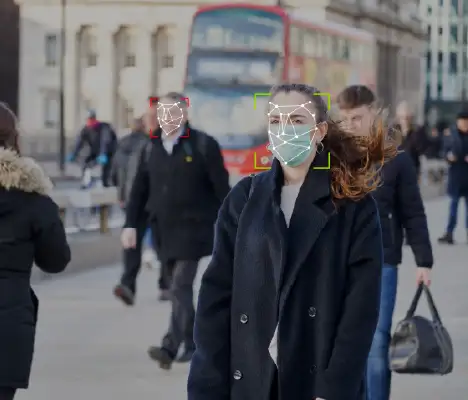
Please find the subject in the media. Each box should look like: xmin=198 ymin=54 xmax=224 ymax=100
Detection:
xmin=457 ymin=118 xmax=468 ymax=133
xmin=157 ymin=96 xmax=188 ymax=136
xmin=338 ymin=105 xmax=374 ymax=136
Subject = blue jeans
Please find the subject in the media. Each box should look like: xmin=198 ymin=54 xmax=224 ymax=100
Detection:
xmin=366 ymin=264 xmax=398 ymax=400
xmin=143 ymin=228 xmax=152 ymax=248
xmin=446 ymin=195 xmax=468 ymax=233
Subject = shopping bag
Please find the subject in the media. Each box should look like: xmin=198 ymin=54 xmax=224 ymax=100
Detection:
xmin=389 ymin=283 xmax=453 ymax=375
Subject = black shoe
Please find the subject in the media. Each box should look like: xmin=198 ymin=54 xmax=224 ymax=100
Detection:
xmin=113 ymin=284 xmax=135 ymax=306
xmin=148 ymin=346 xmax=173 ymax=370
xmin=438 ymin=233 xmax=454 ymax=244
xmin=158 ymin=289 xmax=172 ymax=302
xmin=175 ymin=349 xmax=194 ymax=363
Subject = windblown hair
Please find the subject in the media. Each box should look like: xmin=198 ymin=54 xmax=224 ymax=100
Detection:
xmin=0 ymin=103 xmax=20 ymax=155
xmin=270 ymin=84 xmax=398 ymax=202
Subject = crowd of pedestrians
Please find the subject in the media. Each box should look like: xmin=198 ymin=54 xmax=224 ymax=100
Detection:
xmin=0 ymin=80 xmax=466 ymax=400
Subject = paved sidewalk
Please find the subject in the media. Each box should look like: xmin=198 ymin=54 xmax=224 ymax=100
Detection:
xmin=17 ymin=197 xmax=468 ymax=400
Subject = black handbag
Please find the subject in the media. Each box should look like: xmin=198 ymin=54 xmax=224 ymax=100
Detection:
xmin=389 ymin=283 xmax=453 ymax=375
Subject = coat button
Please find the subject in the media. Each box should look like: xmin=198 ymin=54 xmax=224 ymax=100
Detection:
xmin=233 ymin=370 xmax=243 ymax=380
xmin=309 ymin=365 xmax=317 ymax=374
xmin=240 ymin=314 xmax=249 ymax=324
xmin=308 ymin=306 xmax=317 ymax=318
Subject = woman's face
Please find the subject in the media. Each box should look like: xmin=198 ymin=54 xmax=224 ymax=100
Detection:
xmin=267 ymin=91 xmax=327 ymax=167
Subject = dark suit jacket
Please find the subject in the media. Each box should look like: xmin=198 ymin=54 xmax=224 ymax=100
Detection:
xmin=188 ymin=155 xmax=383 ymax=400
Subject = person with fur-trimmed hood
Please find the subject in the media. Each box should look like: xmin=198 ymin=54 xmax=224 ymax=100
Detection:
xmin=0 ymin=103 xmax=71 ymax=400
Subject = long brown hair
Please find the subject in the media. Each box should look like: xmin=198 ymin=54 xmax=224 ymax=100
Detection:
xmin=270 ymin=84 xmax=397 ymax=201
xmin=0 ymin=102 xmax=20 ymax=154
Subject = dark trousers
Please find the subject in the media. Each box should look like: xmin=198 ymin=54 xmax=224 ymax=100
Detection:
xmin=0 ymin=387 xmax=16 ymax=400
xmin=120 ymin=212 xmax=149 ymax=294
xmin=162 ymin=260 xmax=198 ymax=357
xmin=447 ymin=195 xmax=468 ymax=233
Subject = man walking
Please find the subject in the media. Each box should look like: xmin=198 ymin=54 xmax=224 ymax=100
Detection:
xmin=337 ymin=85 xmax=433 ymax=400
xmin=121 ymin=92 xmax=230 ymax=368
xmin=438 ymin=110 xmax=468 ymax=244
xmin=111 ymin=116 xmax=154 ymax=305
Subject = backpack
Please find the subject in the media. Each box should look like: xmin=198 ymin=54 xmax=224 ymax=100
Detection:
xmin=144 ymin=131 xmax=209 ymax=164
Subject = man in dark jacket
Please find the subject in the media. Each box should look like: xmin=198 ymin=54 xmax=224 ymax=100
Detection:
xmin=438 ymin=110 xmax=468 ymax=244
xmin=121 ymin=91 xmax=231 ymax=368
xmin=111 ymin=116 xmax=156 ymax=305
xmin=66 ymin=110 xmax=117 ymax=186
xmin=337 ymin=86 xmax=433 ymax=400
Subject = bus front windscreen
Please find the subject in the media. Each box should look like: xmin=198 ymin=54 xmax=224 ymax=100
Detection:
xmin=190 ymin=7 xmax=284 ymax=52
xmin=185 ymin=85 xmax=270 ymax=150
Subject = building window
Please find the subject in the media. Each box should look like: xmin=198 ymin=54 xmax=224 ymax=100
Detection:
xmin=449 ymin=52 xmax=457 ymax=73
xmin=428 ymin=5 xmax=432 ymax=14
xmin=82 ymin=29 xmax=98 ymax=67
xmin=450 ymin=25 xmax=458 ymax=43
xmin=451 ymin=0 xmax=458 ymax=15
xmin=122 ymin=29 xmax=137 ymax=68
xmin=45 ymin=34 xmax=58 ymax=66
xmin=426 ymin=51 xmax=432 ymax=71
xmin=437 ymin=83 xmax=442 ymax=99
xmin=43 ymin=92 xmax=59 ymax=128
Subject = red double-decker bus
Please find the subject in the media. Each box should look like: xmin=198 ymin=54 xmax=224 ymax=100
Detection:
xmin=184 ymin=3 xmax=376 ymax=175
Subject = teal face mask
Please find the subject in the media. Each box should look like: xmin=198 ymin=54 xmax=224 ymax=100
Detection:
xmin=268 ymin=124 xmax=316 ymax=167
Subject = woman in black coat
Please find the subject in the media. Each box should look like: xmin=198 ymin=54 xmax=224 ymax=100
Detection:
xmin=187 ymin=84 xmax=397 ymax=400
xmin=0 ymin=104 xmax=71 ymax=400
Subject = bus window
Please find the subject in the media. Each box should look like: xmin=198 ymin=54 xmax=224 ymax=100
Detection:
xmin=342 ymin=39 xmax=350 ymax=61
xmin=331 ymin=36 xmax=339 ymax=60
xmin=322 ymin=34 xmax=332 ymax=59
xmin=290 ymin=25 xmax=302 ymax=55
xmin=315 ymin=32 xmax=323 ymax=57
xmin=303 ymin=30 xmax=316 ymax=57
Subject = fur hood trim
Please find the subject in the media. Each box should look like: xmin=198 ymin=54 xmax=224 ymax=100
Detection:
xmin=0 ymin=148 xmax=53 ymax=195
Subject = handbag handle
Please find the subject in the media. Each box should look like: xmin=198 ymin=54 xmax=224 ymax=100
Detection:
xmin=405 ymin=283 xmax=442 ymax=324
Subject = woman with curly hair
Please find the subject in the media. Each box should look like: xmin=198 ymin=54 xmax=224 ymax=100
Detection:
xmin=187 ymin=84 xmax=397 ymax=400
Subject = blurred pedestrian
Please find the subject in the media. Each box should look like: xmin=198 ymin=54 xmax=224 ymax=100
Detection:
xmin=66 ymin=109 xmax=117 ymax=187
xmin=337 ymin=86 xmax=433 ymax=400
xmin=394 ymin=101 xmax=429 ymax=180
xmin=0 ymin=103 xmax=71 ymax=400
xmin=188 ymin=84 xmax=397 ymax=400
xmin=121 ymin=92 xmax=230 ymax=368
xmin=438 ymin=109 xmax=468 ymax=244
xmin=425 ymin=120 xmax=447 ymax=159
xmin=111 ymin=116 xmax=158 ymax=306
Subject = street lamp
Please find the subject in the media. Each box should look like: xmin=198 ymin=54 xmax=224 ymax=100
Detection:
xmin=58 ymin=0 xmax=66 ymax=172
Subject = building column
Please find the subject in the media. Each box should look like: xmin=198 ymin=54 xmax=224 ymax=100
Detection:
xmin=136 ymin=25 xmax=154 ymax=112
xmin=97 ymin=24 xmax=118 ymax=124
xmin=65 ymin=24 xmax=79 ymax=135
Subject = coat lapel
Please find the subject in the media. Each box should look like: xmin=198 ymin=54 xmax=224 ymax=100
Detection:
xmin=263 ymin=160 xmax=288 ymax=292
xmin=277 ymin=152 xmax=333 ymax=318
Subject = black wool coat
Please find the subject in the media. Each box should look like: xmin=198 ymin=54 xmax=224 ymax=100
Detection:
xmin=188 ymin=156 xmax=383 ymax=400
xmin=0 ymin=149 xmax=71 ymax=388
xmin=372 ymin=151 xmax=433 ymax=267
xmin=444 ymin=127 xmax=468 ymax=197
xmin=125 ymin=124 xmax=230 ymax=262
